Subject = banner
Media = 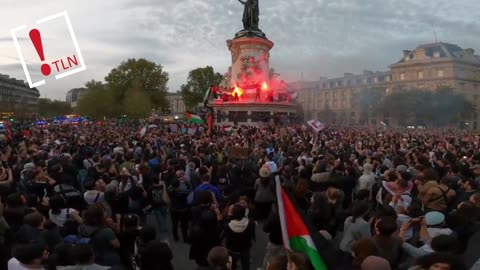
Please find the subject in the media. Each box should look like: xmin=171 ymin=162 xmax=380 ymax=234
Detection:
xmin=307 ymin=120 xmax=325 ymax=132
xmin=188 ymin=127 xmax=196 ymax=135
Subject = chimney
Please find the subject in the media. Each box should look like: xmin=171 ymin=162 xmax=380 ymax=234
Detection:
xmin=403 ymin=50 xmax=411 ymax=57
xmin=465 ymin=48 xmax=475 ymax=55
xmin=413 ymin=48 xmax=427 ymax=59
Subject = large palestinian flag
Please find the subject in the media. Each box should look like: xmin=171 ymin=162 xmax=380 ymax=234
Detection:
xmin=186 ymin=111 xmax=205 ymax=124
xmin=275 ymin=176 xmax=328 ymax=270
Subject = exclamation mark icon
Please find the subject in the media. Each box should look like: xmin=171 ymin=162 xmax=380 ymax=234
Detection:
xmin=29 ymin=29 xmax=51 ymax=76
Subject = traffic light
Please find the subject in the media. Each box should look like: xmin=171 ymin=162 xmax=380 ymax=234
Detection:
xmin=9 ymin=118 xmax=14 ymax=122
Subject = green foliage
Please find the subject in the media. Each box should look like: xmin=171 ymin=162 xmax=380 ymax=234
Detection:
xmin=318 ymin=104 xmax=336 ymax=123
xmin=105 ymin=58 xmax=169 ymax=110
xmin=352 ymin=87 xmax=385 ymax=123
xmin=38 ymin=98 xmax=72 ymax=117
xmin=77 ymin=59 xmax=170 ymax=119
xmin=181 ymin=66 xmax=223 ymax=109
xmin=381 ymin=86 xmax=474 ymax=126
xmin=124 ymin=80 xmax=153 ymax=119
xmin=76 ymin=83 xmax=116 ymax=118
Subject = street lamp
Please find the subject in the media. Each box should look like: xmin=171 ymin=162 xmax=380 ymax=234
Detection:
xmin=174 ymin=116 xmax=179 ymax=120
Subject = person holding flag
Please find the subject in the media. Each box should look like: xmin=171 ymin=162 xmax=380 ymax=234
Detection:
xmin=275 ymin=175 xmax=335 ymax=270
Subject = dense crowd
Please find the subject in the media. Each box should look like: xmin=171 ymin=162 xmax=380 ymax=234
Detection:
xmin=1 ymin=123 xmax=480 ymax=270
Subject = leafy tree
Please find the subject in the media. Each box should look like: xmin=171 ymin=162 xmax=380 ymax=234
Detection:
xmin=181 ymin=66 xmax=223 ymax=109
xmin=105 ymin=58 xmax=169 ymax=110
xmin=352 ymin=87 xmax=385 ymax=124
xmin=124 ymin=80 xmax=153 ymax=119
xmin=318 ymin=104 xmax=336 ymax=123
xmin=380 ymin=86 xmax=474 ymax=127
xmin=76 ymin=82 xmax=115 ymax=118
xmin=38 ymin=98 xmax=72 ymax=117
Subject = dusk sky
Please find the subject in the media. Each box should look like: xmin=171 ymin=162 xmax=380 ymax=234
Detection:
xmin=1 ymin=0 xmax=480 ymax=100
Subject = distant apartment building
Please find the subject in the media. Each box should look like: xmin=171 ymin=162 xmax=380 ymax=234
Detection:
xmin=166 ymin=92 xmax=186 ymax=115
xmin=66 ymin=87 xmax=88 ymax=108
xmin=0 ymin=73 xmax=40 ymax=116
xmin=295 ymin=42 xmax=480 ymax=128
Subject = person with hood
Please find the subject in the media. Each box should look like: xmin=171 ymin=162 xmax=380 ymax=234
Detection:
xmin=356 ymin=163 xmax=376 ymax=194
xmin=224 ymin=204 xmax=255 ymax=270
xmin=340 ymin=202 xmax=371 ymax=254
xmin=77 ymin=205 xmax=121 ymax=267
xmin=168 ymin=170 xmax=192 ymax=242
xmin=189 ymin=191 xmax=223 ymax=267
xmin=253 ymin=167 xmax=275 ymax=221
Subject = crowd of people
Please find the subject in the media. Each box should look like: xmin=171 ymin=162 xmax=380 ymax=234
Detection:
xmin=0 ymin=122 xmax=480 ymax=270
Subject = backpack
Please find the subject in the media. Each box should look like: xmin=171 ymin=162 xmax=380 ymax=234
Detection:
xmin=128 ymin=177 xmax=144 ymax=201
xmin=59 ymin=208 xmax=80 ymax=237
xmin=63 ymin=228 xmax=101 ymax=245
xmin=54 ymin=184 xmax=85 ymax=210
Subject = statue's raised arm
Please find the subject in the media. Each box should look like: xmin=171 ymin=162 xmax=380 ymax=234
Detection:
xmin=238 ymin=0 xmax=246 ymax=4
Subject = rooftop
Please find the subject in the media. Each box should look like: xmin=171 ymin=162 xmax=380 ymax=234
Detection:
xmin=395 ymin=42 xmax=480 ymax=64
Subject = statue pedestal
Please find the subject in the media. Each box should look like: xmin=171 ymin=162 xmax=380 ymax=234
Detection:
xmin=227 ymin=36 xmax=274 ymax=89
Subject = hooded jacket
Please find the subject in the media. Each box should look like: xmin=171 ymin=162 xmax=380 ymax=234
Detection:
xmin=224 ymin=217 xmax=255 ymax=252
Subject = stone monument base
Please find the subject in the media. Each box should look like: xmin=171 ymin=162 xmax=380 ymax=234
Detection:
xmin=209 ymin=100 xmax=297 ymax=127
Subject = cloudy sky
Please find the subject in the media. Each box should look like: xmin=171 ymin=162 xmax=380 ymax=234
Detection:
xmin=1 ymin=0 xmax=480 ymax=100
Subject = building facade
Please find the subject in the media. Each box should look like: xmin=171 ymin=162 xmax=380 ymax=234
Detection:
xmin=0 ymin=73 xmax=40 ymax=117
xmin=66 ymin=88 xmax=88 ymax=108
xmin=295 ymin=42 xmax=480 ymax=128
xmin=166 ymin=92 xmax=186 ymax=115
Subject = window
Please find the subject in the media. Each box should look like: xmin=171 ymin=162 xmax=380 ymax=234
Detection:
xmin=473 ymin=94 xmax=479 ymax=101
xmin=228 ymin=111 xmax=248 ymax=122
xmin=418 ymin=71 xmax=424 ymax=79
xmin=437 ymin=69 xmax=444 ymax=77
xmin=400 ymin=72 xmax=406 ymax=80
xmin=251 ymin=111 xmax=270 ymax=122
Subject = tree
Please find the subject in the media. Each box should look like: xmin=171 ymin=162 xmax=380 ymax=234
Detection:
xmin=380 ymin=86 xmax=474 ymax=127
xmin=318 ymin=104 xmax=336 ymax=123
xmin=105 ymin=58 xmax=169 ymax=110
xmin=38 ymin=98 xmax=72 ymax=117
xmin=181 ymin=66 xmax=223 ymax=109
xmin=124 ymin=80 xmax=153 ymax=119
xmin=76 ymin=81 xmax=116 ymax=118
xmin=352 ymin=87 xmax=385 ymax=124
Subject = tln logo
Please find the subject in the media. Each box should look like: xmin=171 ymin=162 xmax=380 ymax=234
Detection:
xmin=11 ymin=11 xmax=86 ymax=88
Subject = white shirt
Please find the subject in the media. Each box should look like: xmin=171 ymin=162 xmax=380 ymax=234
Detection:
xmin=84 ymin=190 xmax=105 ymax=205
xmin=8 ymin=258 xmax=44 ymax=270
xmin=356 ymin=173 xmax=376 ymax=192
xmin=49 ymin=208 xmax=78 ymax=227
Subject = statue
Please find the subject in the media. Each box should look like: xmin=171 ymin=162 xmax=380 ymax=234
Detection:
xmin=238 ymin=0 xmax=259 ymax=30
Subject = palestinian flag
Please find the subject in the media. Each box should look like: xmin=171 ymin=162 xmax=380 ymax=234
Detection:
xmin=223 ymin=125 xmax=233 ymax=133
xmin=186 ymin=111 xmax=205 ymax=124
xmin=276 ymin=176 xmax=328 ymax=270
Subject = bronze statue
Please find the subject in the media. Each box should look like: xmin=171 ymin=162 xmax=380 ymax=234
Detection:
xmin=238 ymin=0 xmax=259 ymax=30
